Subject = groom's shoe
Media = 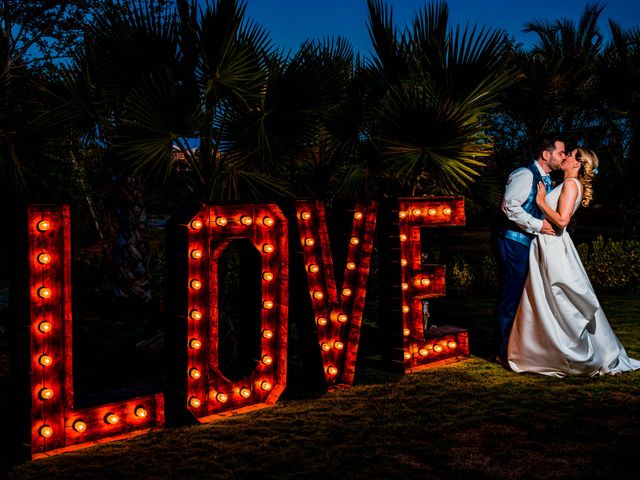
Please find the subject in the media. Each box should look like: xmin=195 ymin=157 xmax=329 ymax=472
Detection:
xmin=495 ymin=355 xmax=511 ymax=369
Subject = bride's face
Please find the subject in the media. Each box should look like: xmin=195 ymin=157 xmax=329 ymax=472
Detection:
xmin=561 ymin=149 xmax=581 ymax=174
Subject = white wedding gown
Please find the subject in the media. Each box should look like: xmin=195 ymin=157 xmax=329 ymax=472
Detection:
xmin=508 ymin=178 xmax=640 ymax=377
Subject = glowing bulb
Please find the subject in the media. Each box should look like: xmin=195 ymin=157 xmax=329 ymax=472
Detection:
xmin=317 ymin=317 xmax=328 ymax=326
xmin=337 ymin=313 xmax=348 ymax=323
xmin=321 ymin=342 xmax=331 ymax=352
xmin=190 ymin=279 xmax=202 ymax=290
xmin=189 ymin=339 xmax=202 ymax=349
xmin=420 ymin=278 xmax=431 ymax=287
xmin=39 ymin=425 xmax=53 ymax=438
xmin=135 ymin=407 xmax=148 ymax=418
xmin=190 ymin=309 xmax=203 ymax=321
xmin=262 ymin=355 xmax=273 ymax=365
xmin=189 ymin=368 xmax=201 ymax=379
xmin=240 ymin=387 xmax=251 ymax=398
xmin=300 ymin=211 xmax=311 ymax=220
xmin=400 ymin=259 xmax=408 ymax=267
xmin=434 ymin=344 xmax=444 ymax=353
xmin=262 ymin=244 xmax=274 ymax=253
xmin=412 ymin=208 xmax=422 ymax=216
xmin=346 ymin=262 xmax=356 ymax=270
xmin=38 ymin=287 xmax=51 ymax=299
xmin=39 ymin=354 xmax=52 ymax=367
xmin=73 ymin=420 xmax=87 ymax=433
xmin=442 ymin=207 xmax=452 ymax=215
xmin=402 ymin=305 xmax=410 ymax=313
xmin=312 ymin=290 xmax=324 ymax=300
xmin=216 ymin=393 xmax=228 ymax=403
xmin=262 ymin=272 xmax=274 ymax=281
xmin=447 ymin=341 xmax=457 ymax=349
xmin=38 ymin=321 xmax=52 ymax=333
xmin=262 ymin=300 xmax=274 ymax=309
xmin=105 ymin=413 xmax=119 ymax=425
xmin=39 ymin=388 xmax=54 ymax=400
xmin=215 ymin=216 xmax=227 ymax=226
xmin=37 ymin=220 xmax=50 ymax=232
xmin=190 ymin=219 xmax=203 ymax=230
xmin=342 ymin=288 xmax=352 ymax=296
xmin=334 ymin=341 xmax=344 ymax=350
xmin=399 ymin=234 xmax=407 ymax=242
xmin=240 ymin=216 xmax=253 ymax=225
xmin=327 ymin=366 xmax=338 ymax=375
xmin=404 ymin=352 xmax=412 ymax=360
xmin=261 ymin=381 xmax=272 ymax=391
xmin=191 ymin=249 xmax=203 ymax=259
xmin=308 ymin=264 xmax=320 ymax=273
xmin=189 ymin=397 xmax=201 ymax=408
xmin=401 ymin=283 xmax=409 ymax=291
xmin=399 ymin=211 xmax=407 ymax=219
xmin=304 ymin=237 xmax=315 ymax=247
xmin=262 ymin=329 xmax=274 ymax=339
xmin=428 ymin=208 xmax=437 ymax=216
xmin=403 ymin=328 xmax=411 ymax=336
xmin=37 ymin=252 xmax=51 ymax=264
xmin=263 ymin=216 xmax=274 ymax=227
xmin=419 ymin=348 xmax=429 ymax=356
xmin=350 ymin=237 xmax=360 ymax=245
xmin=354 ymin=211 xmax=363 ymax=220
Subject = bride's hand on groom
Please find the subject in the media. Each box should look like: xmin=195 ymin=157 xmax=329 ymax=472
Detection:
xmin=540 ymin=219 xmax=556 ymax=235
xmin=536 ymin=182 xmax=546 ymax=206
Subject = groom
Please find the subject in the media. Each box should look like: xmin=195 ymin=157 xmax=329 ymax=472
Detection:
xmin=494 ymin=138 xmax=566 ymax=365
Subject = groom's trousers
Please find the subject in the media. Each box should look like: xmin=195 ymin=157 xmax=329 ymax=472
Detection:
xmin=495 ymin=235 xmax=530 ymax=360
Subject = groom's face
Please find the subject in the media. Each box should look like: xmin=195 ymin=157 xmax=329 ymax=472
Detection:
xmin=546 ymin=141 xmax=566 ymax=171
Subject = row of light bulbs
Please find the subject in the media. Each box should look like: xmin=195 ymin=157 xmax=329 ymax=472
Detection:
xmin=399 ymin=206 xmax=452 ymax=219
xmin=190 ymin=215 xmax=276 ymax=231
xmin=39 ymin=406 xmax=149 ymax=438
xmin=403 ymin=340 xmax=459 ymax=360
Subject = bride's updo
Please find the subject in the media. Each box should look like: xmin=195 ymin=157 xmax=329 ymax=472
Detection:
xmin=576 ymin=148 xmax=599 ymax=207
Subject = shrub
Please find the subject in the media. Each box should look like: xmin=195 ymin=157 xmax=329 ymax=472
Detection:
xmin=577 ymin=236 xmax=640 ymax=293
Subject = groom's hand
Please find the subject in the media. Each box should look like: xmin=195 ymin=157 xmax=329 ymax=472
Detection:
xmin=540 ymin=219 xmax=555 ymax=235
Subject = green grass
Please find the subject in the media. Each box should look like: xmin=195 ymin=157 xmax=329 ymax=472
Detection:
xmin=2 ymin=293 xmax=639 ymax=479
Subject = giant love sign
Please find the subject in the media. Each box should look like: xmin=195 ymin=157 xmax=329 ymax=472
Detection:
xmin=13 ymin=197 xmax=468 ymax=459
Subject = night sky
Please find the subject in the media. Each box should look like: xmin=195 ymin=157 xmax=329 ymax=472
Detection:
xmin=233 ymin=0 xmax=640 ymax=56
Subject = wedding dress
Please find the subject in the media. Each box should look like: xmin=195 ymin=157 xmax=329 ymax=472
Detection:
xmin=508 ymin=178 xmax=640 ymax=376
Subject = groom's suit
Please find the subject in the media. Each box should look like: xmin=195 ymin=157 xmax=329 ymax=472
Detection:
xmin=495 ymin=161 xmax=552 ymax=360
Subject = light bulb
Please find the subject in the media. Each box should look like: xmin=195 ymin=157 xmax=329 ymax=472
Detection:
xmin=262 ymin=244 xmax=274 ymax=253
xmin=342 ymin=288 xmax=352 ymax=297
xmin=401 ymin=283 xmax=409 ymax=291
xmin=261 ymin=380 xmax=272 ymax=391
xmin=190 ymin=219 xmax=203 ymax=230
xmin=399 ymin=234 xmax=407 ymax=242
xmin=189 ymin=339 xmax=202 ymax=349
xmin=134 ymin=407 xmax=148 ymax=418
xmin=399 ymin=211 xmax=407 ymax=219
xmin=420 ymin=278 xmax=431 ymax=287
xmin=105 ymin=413 xmax=119 ymax=425
xmin=354 ymin=211 xmax=363 ymax=220
xmin=433 ymin=344 xmax=443 ymax=353
xmin=190 ymin=309 xmax=202 ymax=321
xmin=215 ymin=216 xmax=227 ymax=226
xmin=263 ymin=216 xmax=274 ymax=227
xmin=327 ymin=366 xmax=338 ymax=375
xmin=419 ymin=348 xmax=429 ymax=356
xmin=262 ymin=272 xmax=274 ymax=281
xmin=346 ymin=262 xmax=356 ymax=270
xmin=189 ymin=368 xmax=201 ymax=379
xmin=304 ymin=237 xmax=315 ymax=247
xmin=321 ymin=342 xmax=331 ymax=352
xmin=262 ymin=355 xmax=273 ymax=365
xmin=39 ymin=354 xmax=52 ymax=366
xmin=308 ymin=264 xmax=320 ymax=273
xmin=73 ymin=420 xmax=87 ymax=433
xmin=240 ymin=387 xmax=251 ymax=398
xmin=38 ymin=321 xmax=52 ymax=333
xmin=334 ymin=341 xmax=344 ymax=350
xmin=312 ymin=290 xmax=324 ymax=300
xmin=317 ymin=317 xmax=328 ymax=326
xmin=300 ymin=211 xmax=311 ymax=220
xmin=190 ymin=279 xmax=202 ymax=290
xmin=37 ymin=252 xmax=51 ymax=264
xmin=38 ymin=287 xmax=51 ymax=299
xmin=240 ymin=216 xmax=253 ymax=225
xmin=337 ymin=314 xmax=348 ymax=323
xmin=447 ymin=341 xmax=457 ymax=349
xmin=39 ymin=388 xmax=54 ymax=400
xmin=400 ymin=259 xmax=408 ymax=267
xmin=442 ymin=207 xmax=452 ymax=215
xmin=216 ymin=393 xmax=228 ymax=403
xmin=412 ymin=208 xmax=422 ymax=216
xmin=39 ymin=425 xmax=53 ymax=438
xmin=37 ymin=220 xmax=50 ymax=232
xmin=262 ymin=300 xmax=274 ymax=309
xmin=189 ymin=397 xmax=201 ymax=408
xmin=350 ymin=237 xmax=360 ymax=245
xmin=428 ymin=208 xmax=437 ymax=216
xmin=403 ymin=328 xmax=411 ymax=336
xmin=404 ymin=352 xmax=412 ymax=360
xmin=191 ymin=249 xmax=203 ymax=259
xmin=262 ymin=329 xmax=274 ymax=339
xmin=402 ymin=305 xmax=410 ymax=313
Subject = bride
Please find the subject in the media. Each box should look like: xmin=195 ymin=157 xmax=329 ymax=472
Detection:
xmin=508 ymin=147 xmax=640 ymax=376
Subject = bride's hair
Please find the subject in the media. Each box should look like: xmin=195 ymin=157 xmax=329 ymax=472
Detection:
xmin=576 ymin=148 xmax=599 ymax=207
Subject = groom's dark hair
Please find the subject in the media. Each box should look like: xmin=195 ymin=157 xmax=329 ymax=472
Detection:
xmin=536 ymin=137 xmax=564 ymax=159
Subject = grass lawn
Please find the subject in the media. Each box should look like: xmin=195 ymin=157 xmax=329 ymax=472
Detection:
xmin=1 ymin=292 xmax=639 ymax=479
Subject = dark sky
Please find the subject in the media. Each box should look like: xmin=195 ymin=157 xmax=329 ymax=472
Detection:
xmin=235 ymin=0 xmax=640 ymax=56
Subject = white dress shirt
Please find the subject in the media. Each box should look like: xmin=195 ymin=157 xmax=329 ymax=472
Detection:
xmin=501 ymin=162 xmax=548 ymax=234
